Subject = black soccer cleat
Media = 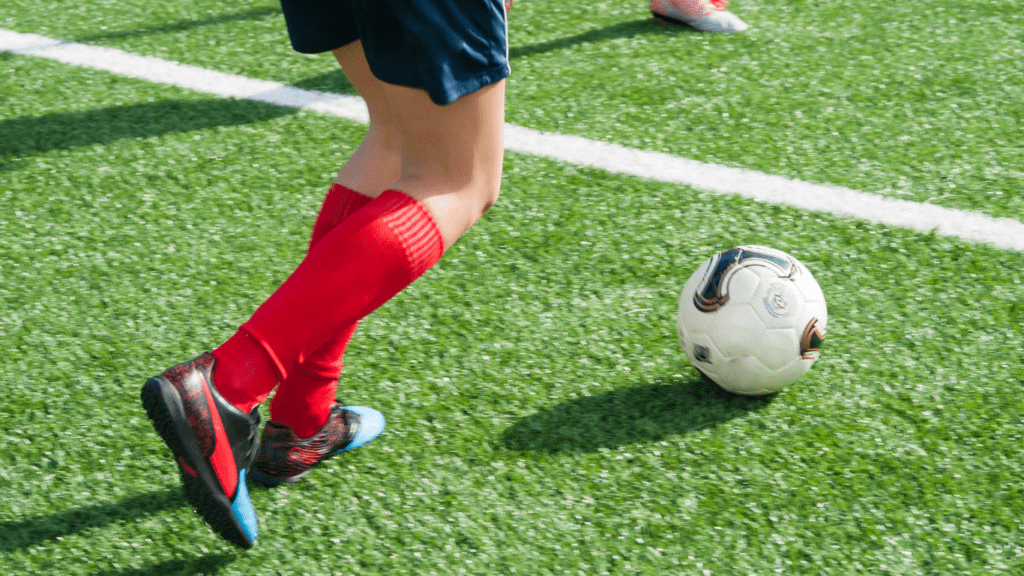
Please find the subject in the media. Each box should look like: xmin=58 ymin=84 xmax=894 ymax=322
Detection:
xmin=140 ymin=353 xmax=260 ymax=549
xmin=250 ymin=403 xmax=385 ymax=488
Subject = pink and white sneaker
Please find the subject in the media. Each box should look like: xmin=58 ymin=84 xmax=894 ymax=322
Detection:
xmin=651 ymin=0 xmax=750 ymax=33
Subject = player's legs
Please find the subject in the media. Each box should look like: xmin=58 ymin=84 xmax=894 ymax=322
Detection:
xmin=141 ymin=0 xmax=511 ymax=543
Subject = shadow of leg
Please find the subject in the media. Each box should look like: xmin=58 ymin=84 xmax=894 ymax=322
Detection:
xmin=0 ymin=487 xmax=184 ymax=553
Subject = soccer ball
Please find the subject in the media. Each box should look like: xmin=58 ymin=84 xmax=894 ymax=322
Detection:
xmin=676 ymin=245 xmax=827 ymax=395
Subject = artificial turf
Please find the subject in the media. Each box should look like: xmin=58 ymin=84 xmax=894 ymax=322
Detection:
xmin=4 ymin=0 xmax=1023 ymax=219
xmin=2 ymin=1 xmax=1024 ymax=575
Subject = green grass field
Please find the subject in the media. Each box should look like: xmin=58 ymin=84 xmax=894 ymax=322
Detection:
xmin=2 ymin=1 xmax=1023 ymax=574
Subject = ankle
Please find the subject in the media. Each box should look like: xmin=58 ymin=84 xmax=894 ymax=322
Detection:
xmin=211 ymin=330 xmax=282 ymax=413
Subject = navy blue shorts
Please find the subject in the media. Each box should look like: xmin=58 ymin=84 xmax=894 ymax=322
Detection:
xmin=280 ymin=0 xmax=510 ymax=105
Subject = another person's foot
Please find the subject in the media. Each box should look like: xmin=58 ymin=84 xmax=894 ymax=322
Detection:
xmin=250 ymin=403 xmax=385 ymax=487
xmin=141 ymin=353 xmax=261 ymax=549
xmin=651 ymin=0 xmax=750 ymax=33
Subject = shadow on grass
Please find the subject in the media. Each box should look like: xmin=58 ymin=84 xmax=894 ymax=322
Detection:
xmin=500 ymin=375 xmax=775 ymax=453
xmin=68 ymin=7 xmax=282 ymax=45
xmin=0 ymin=98 xmax=295 ymax=169
xmin=93 ymin=554 xmax=236 ymax=576
xmin=0 ymin=487 xmax=183 ymax=553
xmin=509 ymin=17 xmax=698 ymax=61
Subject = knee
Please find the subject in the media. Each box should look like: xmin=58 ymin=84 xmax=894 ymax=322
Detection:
xmin=479 ymin=183 xmax=501 ymax=216
xmin=447 ymin=181 xmax=501 ymax=238
xmin=470 ymin=179 xmax=501 ymax=223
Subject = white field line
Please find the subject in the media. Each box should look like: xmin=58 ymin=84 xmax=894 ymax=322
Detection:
xmin=4 ymin=28 xmax=1024 ymax=253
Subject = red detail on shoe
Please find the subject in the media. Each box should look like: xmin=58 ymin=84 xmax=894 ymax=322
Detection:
xmin=253 ymin=405 xmax=356 ymax=480
xmin=200 ymin=379 xmax=239 ymax=499
xmin=160 ymin=356 xmax=219 ymax=456
xmin=178 ymin=456 xmax=198 ymax=478
xmin=652 ymin=0 xmax=728 ymax=18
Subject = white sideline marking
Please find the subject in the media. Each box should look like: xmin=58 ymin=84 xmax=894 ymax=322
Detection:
xmin=505 ymin=126 xmax=1024 ymax=252
xmin=4 ymin=28 xmax=1024 ymax=252
xmin=2 ymin=30 xmax=372 ymax=123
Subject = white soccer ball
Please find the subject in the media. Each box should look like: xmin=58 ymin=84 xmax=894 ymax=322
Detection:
xmin=677 ymin=245 xmax=827 ymax=395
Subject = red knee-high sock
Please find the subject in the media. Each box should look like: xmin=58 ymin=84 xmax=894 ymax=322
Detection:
xmin=267 ymin=183 xmax=373 ymax=437
xmin=213 ymin=189 xmax=444 ymax=414
xmin=212 ymin=183 xmax=371 ymax=426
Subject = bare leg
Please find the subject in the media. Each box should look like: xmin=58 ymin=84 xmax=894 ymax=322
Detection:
xmin=331 ymin=40 xmax=402 ymax=197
